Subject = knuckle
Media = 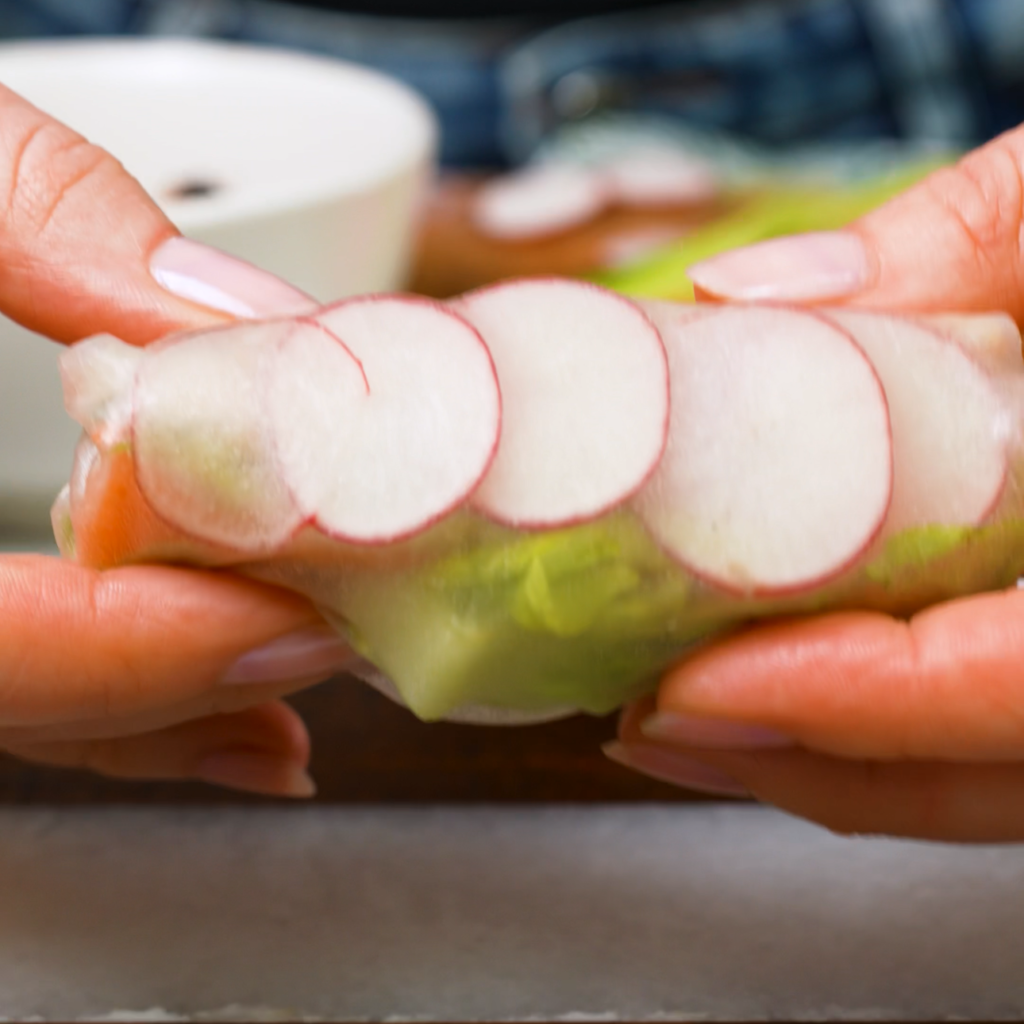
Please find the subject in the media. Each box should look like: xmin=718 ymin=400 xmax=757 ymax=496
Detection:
xmin=1 ymin=114 xmax=118 ymax=238
xmin=922 ymin=135 xmax=1024 ymax=268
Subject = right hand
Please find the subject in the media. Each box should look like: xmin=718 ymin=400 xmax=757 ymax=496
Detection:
xmin=613 ymin=121 xmax=1024 ymax=843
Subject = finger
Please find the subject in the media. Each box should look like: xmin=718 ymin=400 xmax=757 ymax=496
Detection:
xmin=0 ymin=84 xmax=312 ymax=344
xmin=0 ymin=671 xmax=334 ymax=746
xmin=609 ymin=719 xmax=1024 ymax=843
xmin=687 ymin=122 xmax=1024 ymax=320
xmin=0 ymin=554 xmax=353 ymax=729
xmin=645 ymin=588 xmax=1024 ymax=763
xmin=4 ymin=701 xmax=316 ymax=798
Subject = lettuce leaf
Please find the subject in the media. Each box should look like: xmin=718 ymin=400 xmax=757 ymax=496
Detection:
xmin=335 ymin=515 xmax=703 ymax=720
xmin=864 ymin=521 xmax=1024 ymax=597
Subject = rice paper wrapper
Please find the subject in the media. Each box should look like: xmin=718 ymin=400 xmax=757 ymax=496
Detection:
xmin=51 ymin=284 xmax=1024 ymax=724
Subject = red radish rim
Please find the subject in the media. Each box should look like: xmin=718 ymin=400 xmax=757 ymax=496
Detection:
xmin=280 ymin=292 xmax=504 ymax=546
xmin=636 ymin=298 xmax=720 ymax=330
xmin=457 ymin=277 xmax=672 ymax=530
xmin=817 ymin=307 xmax=1011 ymax=527
xmin=132 ymin=323 xmax=313 ymax=556
xmin=296 ymin=316 xmax=371 ymax=396
xmin=637 ymin=304 xmax=895 ymax=598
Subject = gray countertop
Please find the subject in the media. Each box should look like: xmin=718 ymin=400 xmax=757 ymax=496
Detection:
xmin=1 ymin=804 xmax=1022 ymax=1021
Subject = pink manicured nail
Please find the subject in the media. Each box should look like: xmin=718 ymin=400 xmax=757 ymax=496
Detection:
xmin=641 ymin=711 xmax=794 ymax=750
xmin=150 ymin=236 xmax=316 ymax=318
xmin=603 ymin=741 xmax=751 ymax=798
xmin=196 ymin=751 xmax=317 ymax=799
xmin=221 ymin=627 xmax=354 ymax=686
xmin=688 ymin=230 xmax=869 ymax=302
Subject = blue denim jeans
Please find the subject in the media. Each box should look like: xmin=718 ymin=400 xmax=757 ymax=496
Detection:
xmin=2 ymin=0 xmax=1023 ymax=166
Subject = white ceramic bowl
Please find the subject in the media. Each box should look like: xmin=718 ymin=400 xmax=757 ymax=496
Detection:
xmin=0 ymin=38 xmax=438 ymax=534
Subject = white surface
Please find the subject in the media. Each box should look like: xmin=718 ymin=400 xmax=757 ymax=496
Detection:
xmin=0 ymin=39 xmax=437 ymax=523
xmin=1 ymin=804 xmax=1023 ymax=1021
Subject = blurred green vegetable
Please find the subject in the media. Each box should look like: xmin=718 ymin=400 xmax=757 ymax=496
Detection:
xmin=594 ymin=161 xmax=946 ymax=300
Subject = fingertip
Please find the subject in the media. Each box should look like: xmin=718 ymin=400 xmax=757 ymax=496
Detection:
xmin=602 ymin=739 xmax=753 ymax=798
xmin=245 ymin=700 xmax=313 ymax=766
xmin=149 ymin=236 xmax=316 ymax=321
xmin=683 ymin=124 xmax=1024 ymax=320
xmin=616 ymin=695 xmax=656 ymax=741
xmin=686 ymin=231 xmax=871 ymax=304
xmin=195 ymin=751 xmax=317 ymax=799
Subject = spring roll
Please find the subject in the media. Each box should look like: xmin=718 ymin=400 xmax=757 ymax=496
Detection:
xmin=52 ymin=280 xmax=1024 ymax=723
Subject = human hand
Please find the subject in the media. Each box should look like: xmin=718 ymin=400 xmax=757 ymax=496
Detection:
xmin=0 ymin=84 xmax=353 ymax=798
xmin=607 ymin=122 xmax=1024 ymax=843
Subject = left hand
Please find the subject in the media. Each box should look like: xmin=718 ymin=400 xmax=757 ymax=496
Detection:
xmin=0 ymin=83 xmax=347 ymax=798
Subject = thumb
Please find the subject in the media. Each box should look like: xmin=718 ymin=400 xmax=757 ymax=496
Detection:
xmin=0 ymin=84 xmax=313 ymax=345
xmin=688 ymin=123 xmax=1024 ymax=321
xmin=0 ymin=554 xmax=353 ymax=730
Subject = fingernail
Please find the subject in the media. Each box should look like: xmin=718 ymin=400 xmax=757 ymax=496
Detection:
xmin=221 ymin=626 xmax=354 ymax=686
xmin=688 ymin=230 xmax=869 ymax=302
xmin=150 ymin=236 xmax=316 ymax=318
xmin=603 ymin=741 xmax=751 ymax=798
xmin=196 ymin=751 xmax=317 ymax=799
xmin=641 ymin=711 xmax=794 ymax=750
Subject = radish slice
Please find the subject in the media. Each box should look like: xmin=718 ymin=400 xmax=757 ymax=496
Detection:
xmin=825 ymin=311 xmax=1010 ymax=531
xmin=133 ymin=320 xmax=305 ymax=552
xmin=637 ymin=299 xmax=716 ymax=336
xmin=605 ymin=152 xmax=719 ymax=208
xmin=268 ymin=297 xmax=501 ymax=544
xmin=635 ymin=306 xmax=893 ymax=595
xmin=473 ymin=164 xmax=609 ymax=241
xmin=925 ymin=312 xmax=1023 ymax=375
xmin=457 ymin=279 xmax=670 ymax=529
xmin=60 ymin=334 xmax=143 ymax=448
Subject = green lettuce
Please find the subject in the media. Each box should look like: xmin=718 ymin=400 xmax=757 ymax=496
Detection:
xmin=334 ymin=513 xmax=1024 ymax=721
xmin=864 ymin=521 xmax=1024 ymax=597
xmin=335 ymin=515 xmax=706 ymax=721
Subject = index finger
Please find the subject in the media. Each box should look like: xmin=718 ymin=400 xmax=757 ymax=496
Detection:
xmin=0 ymin=84 xmax=311 ymax=344
xmin=0 ymin=554 xmax=349 ymax=728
